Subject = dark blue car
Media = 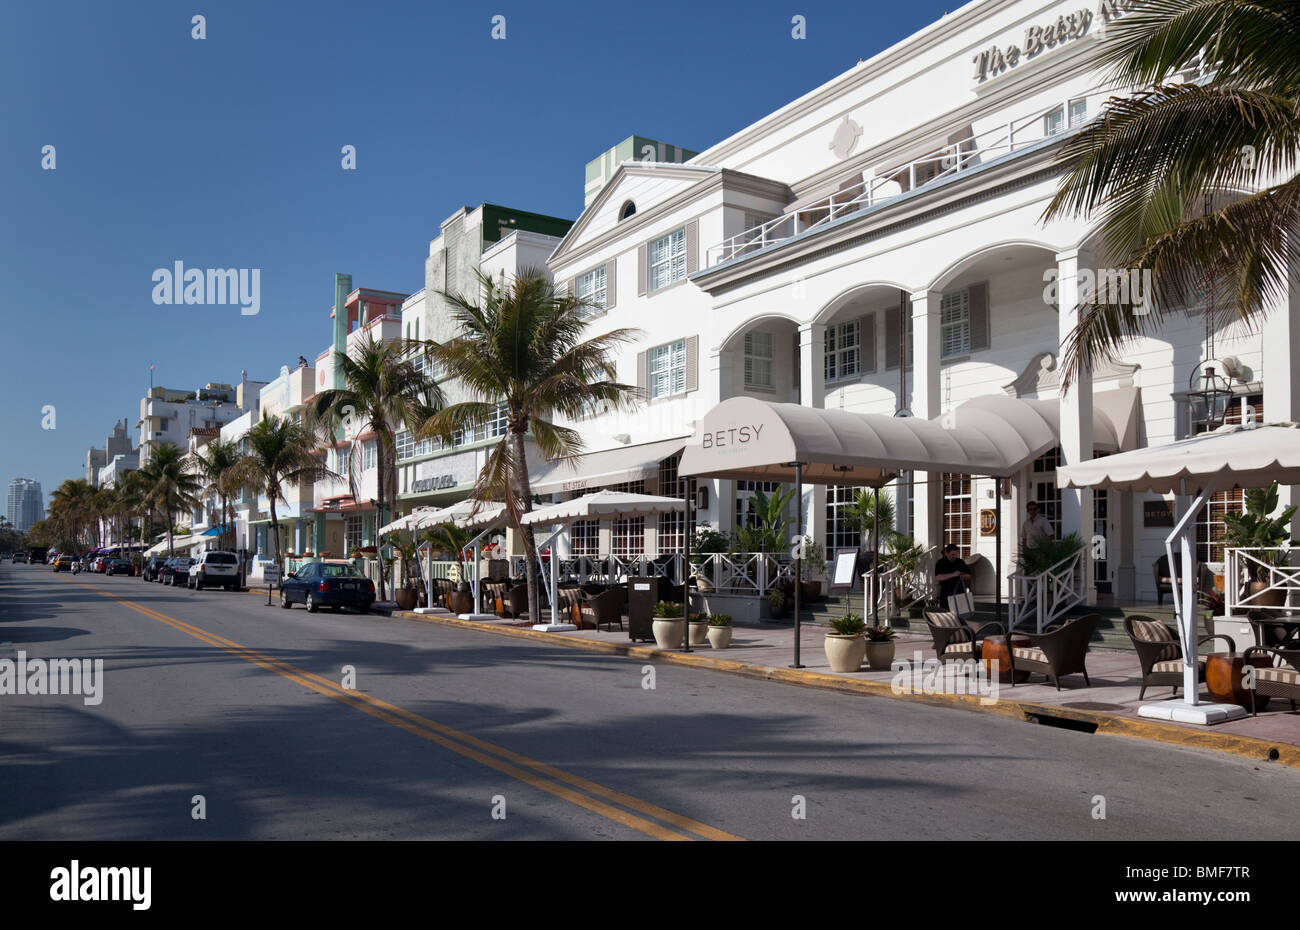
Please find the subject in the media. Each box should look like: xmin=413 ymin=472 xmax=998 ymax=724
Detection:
xmin=280 ymin=561 xmax=376 ymax=613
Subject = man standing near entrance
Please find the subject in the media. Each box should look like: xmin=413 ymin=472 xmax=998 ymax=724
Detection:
xmin=934 ymin=543 xmax=971 ymax=601
xmin=1020 ymin=501 xmax=1054 ymax=549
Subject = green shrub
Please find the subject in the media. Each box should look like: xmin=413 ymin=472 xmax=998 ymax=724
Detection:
xmin=828 ymin=613 xmax=865 ymax=635
xmin=653 ymin=600 xmax=681 ymax=618
xmin=865 ymin=625 xmax=896 ymax=642
xmin=708 ymin=614 xmax=732 ymax=627
xmin=1017 ymin=532 xmax=1084 ymax=575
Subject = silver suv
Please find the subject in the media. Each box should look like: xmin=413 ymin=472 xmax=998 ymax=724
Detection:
xmin=188 ymin=551 xmax=241 ymax=591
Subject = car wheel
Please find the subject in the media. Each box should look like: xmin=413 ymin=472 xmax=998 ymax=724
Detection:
xmin=195 ymin=578 xmax=204 ymax=591
xmin=306 ymin=593 xmax=319 ymax=613
xmin=280 ymin=589 xmax=291 ymax=609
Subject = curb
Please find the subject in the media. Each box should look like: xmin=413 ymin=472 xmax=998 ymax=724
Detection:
xmin=386 ymin=610 xmax=1300 ymax=771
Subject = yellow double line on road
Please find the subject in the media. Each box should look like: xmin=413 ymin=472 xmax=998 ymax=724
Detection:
xmin=63 ymin=578 xmax=741 ymax=841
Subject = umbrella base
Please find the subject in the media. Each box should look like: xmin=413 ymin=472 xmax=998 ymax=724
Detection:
xmin=414 ymin=607 xmax=451 ymax=615
xmin=1138 ymin=698 xmax=1246 ymax=726
xmin=459 ymin=613 xmax=498 ymax=621
xmin=532 ymin=623 xmax=577 ymax=632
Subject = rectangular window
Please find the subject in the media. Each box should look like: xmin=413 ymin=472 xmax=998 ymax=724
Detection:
xmin=942 ymin=473 xmax=973 ymax=555
xmin=735 ymin=481 xmax=784 ymax=529
xmin=648 ymin=339 xmax=687 ymax=400
xmin=363 ymin=441 xmax=376 ymax=470
xmin=395 ymin=431 xmax=414 ymax=460
xmin=1196 ymin=395 xmax=1263 ymax=562
xmin=613 ymin=479 xmax=646 ymax=494
xmin=940 ymin=288 xmax=971 ymax=359
xmin=1031 ymin=447 xmax=1063 ymax=539
xmin=576 ymin=266 xmax=607 ymax=318
xmin=337 ymin=447 xmax=350 ymax=477
xmin=826 ymin=485 xmax=860 ymax=551
xmin=345 ymin=514 xmax=364 ymax=552
xmin=648 ymin=228 xmax=686 ymax=291
xmin=658 ymin=511 xmax=685 ymax=554
xmin=1068 ymin=97 xmax=1088 ymax=128
xmin=1045 ymin=106 xmax=1065 ymax=136
xmin=744 ymin=330 xmax=774 ymax=389
xmin=571 ymin=519 xmax=600 ymax=558
xmin=824 ymin=319 xmax=860 ymax=383
xmin=612 ymin=517 xmax=645 ymax=558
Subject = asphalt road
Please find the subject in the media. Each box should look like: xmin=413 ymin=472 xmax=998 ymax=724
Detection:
xmin=1 ymin=561 xmax=1297 ymax=841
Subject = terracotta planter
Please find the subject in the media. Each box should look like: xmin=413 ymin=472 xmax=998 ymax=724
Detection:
xmin=707 ymin=625 xmax=733 ymax=649
xmin=824 ymin=633 xmax=866 ymax=673
xmin=1247 ymin=580 xmax=1287 ymax=608
xmin=394 ymin=588 xmax=418 ymax=611
xmin=448 ymin=589 xmax=474 ymax=615
xmin=865 ymin=639 xmax=896 ymax=670
xmin=688 ymin=621 xmax=710 ymax=645
xmin=801 ymin=580 xmax=822 ymax=602
xmin=652 ymin=618 xmax=686 ymax=650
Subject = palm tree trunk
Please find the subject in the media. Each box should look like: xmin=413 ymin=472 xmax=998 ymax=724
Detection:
xmin=269 ymin=489 xmax=281 ymax=568
xmin=510 ymin=430 xmax=541 ymax=626
xmin=376 ymin=445 xmax=388 ymax=601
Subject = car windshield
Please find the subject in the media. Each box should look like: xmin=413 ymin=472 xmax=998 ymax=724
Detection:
xmin=320 ymin=564 xmax=364 ymax=578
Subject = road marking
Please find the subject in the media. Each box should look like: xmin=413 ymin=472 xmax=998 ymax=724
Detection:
xmin=60 ymin=577 xmax=742 ymax=841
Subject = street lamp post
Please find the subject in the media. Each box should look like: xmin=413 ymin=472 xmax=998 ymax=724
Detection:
xmin=788 ymin=461 xmax=806 ymax=669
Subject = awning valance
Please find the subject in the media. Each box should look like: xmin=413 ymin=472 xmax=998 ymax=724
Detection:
xmin=530 ymin=437 xmax=686 ymax=495
xmin=519 ymin=490 xmax=684 ymax=526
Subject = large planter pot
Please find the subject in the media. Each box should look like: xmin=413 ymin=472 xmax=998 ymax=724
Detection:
xmin=865 ymin=639 xmax=896 ymax=670
xmin=652 ymin=618 xmax=686 ymax=650
xmin=688 ymin=621 xmax=710 ymax=645
xmin=707 ymin=625 xmax=733 ymax=649
xmin=824 ymin=633 xmax=866 ymax=673
xmin=448 ymin=589 xmax=474 ymax=615
xmin=394 ymin=587 xmax=418 ymax=611
xmin=693 ymin=570 xmax=714 ymax=594
xmin=1247 ymin=580 xmax=1287 ymax=607
xmin=801 ymin=580 xmax=822 ymax=603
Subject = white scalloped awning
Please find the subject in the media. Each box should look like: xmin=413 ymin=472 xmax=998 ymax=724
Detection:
xmin=529 ymin=437 xmax=687 ymax=495
xmin=519 ymin=490 xmax=684 ymax=526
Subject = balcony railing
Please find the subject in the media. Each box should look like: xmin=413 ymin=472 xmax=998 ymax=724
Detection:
xmin=1008 ymin=550 xmax=1085 ymax=633
xmin=1224 ymin=547 xmax=1300 ymax=615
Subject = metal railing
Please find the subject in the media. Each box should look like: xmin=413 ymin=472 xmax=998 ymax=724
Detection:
xmin=1008 ymin=550 xmax=1084 ymax=633
xmin=869 ymin=545 xmax=939 ymax=618
xmin=1224 ymin=547 xmax=1300 ymax=615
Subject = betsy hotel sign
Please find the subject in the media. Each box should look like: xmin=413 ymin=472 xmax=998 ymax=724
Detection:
xmin=972 ymin=0 xmax=1144 ymax=84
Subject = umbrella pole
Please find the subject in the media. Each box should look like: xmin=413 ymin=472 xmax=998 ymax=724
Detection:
xmin=995 ymin=479 xmax=1002 ymax=626
xmin=682 ymin=479 xmax=691 ymax=653
xmin=791 ymin=462 xmax=805 ymax=669
xmin=872 ymin=491 xmax=879 ymax=627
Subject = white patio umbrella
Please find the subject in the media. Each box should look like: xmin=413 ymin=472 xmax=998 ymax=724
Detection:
xmin=1059 ymin=421 xmax=1300 ymax=724
xmin=520 ymin=490 xmax=688 ymax=632
xmin=406 ymin=499 xmax=507 ymax=619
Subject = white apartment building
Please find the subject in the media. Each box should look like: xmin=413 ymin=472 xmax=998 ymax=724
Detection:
xmin=137 ymin=374 xmax=265 ymax=465
xmin=546 ymin=0 xmax=1296 ymax=607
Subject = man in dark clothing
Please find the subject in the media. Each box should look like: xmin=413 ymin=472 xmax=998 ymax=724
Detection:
xmin=935 ymin=544 xmax=972 ymax=602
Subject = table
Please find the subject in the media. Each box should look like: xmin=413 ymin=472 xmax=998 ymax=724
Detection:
xmin=1204 ymin=652 xmax=1271 ymax=710
xmin=1248 ymin=615 xmax=1300 ymax=648
xmin=981 ymin=634 xmax=1031 ymax=684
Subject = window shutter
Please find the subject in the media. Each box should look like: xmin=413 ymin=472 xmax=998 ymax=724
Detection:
xmin=860 ymin=313 xmax=876 ymax=373
xmin=605 ymin=258 xmax=617 ymax=310
xmin=743 ymin=333 xmax=754 ymax=385
xmin=885 ymin=307 xmax=900 ymax=370
xmin=685 ymin=335 xmax=699 ymax=392
xmin=969 ymin=281 xmax=990 ymax=351
xmin=568 ymin=276 xmax=577 ymax=300
xmin=637 ymin=244 xmax=648 ymax=296
xmin=685 ymin=220 xmax=699 ymax=275
xmin=636 ymin=350 xmax=647 ymax=399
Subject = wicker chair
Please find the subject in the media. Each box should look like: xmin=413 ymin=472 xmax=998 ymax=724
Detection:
xmin=1246 ymin=609 xmax=1300 ymax=649
xmin=922 ymin=609 xmax=1005 ymax=664
xmin=503 ymin=584 xmax=528 ymax=619
xmin=1124 ymin=614 xmax=1235 ymax=700
xmin=1009 ymin=614 xmax=1100 ymax=689
xmin=579 ymin=588 xmax=626 ymax=632
xmin=1242 ymin=647 xmax=1300 ymax=715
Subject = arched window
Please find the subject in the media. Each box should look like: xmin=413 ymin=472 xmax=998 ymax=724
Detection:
xmin=619 ymin=200 xmax=636 ymax=220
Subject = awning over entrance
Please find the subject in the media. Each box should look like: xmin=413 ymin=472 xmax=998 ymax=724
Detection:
xmin=519 ymin=490 xmax=684 ymax=526
xmin=529 ymin=436 xmax=687 ymax=495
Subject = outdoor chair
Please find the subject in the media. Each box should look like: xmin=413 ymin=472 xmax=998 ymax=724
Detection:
xmin=1008 ymin=614 xmax=1101 ymax=690
xmin=579 ymin=587 xmax=625 ymax=632
xmin=922 ymin=609 xmax=1004 ymax=664
xmin=1124 ymin=615 xmax=1235 ymax=700
xmin=1153 ymin=554 xmax=1215 ymax=607
xmin=503 ymin=585 xmax=528 ymax=619
xmin=1241 ymin=647 xmax=1300 ymax=715
xmin=1247 ymin=609 xmax=1300 ymax=649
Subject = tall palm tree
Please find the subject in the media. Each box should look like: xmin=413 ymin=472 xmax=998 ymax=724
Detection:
xmin=144 ymin=442 xmax=202 ymax=557
xmin=115 ymin=470 xmax=148 ymax=553
xmin=237 ymin=413 xmax=334 ymax=570
xmin=48 ymin=479 xmax=97 ymax=550
xmin=189 ymin=437 xmax=242 ymax=552
xmin=1044 ymin=0 xmax=1300 ymax=387
xmin=411 ymin=268 xmax=639 ymax=624
xmin=310 ymin=333 xmax=442 ymax=601
xmin=846 ymin=488 xmax=899 ymax=551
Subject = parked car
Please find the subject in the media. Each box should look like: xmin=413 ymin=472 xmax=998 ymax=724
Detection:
xmin=188 ymin=551 xmax=240 ymax=591
xmin=106 ymin=558 xmax=133 ymax=576
xmin=159 ymin=558 xmax=195 ymax=585
xmin=52 ymin=555 xmax=75 ymax=573
xmin=142 ymin=557 xmax=168 ymax=582
xmin=280 ymin=561 xmax=375 ymax=613
xmin=12 ymin=551 xmax=29 ymax=564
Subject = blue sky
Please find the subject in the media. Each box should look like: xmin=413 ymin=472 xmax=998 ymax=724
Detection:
xmin=0 ymin=0 xmax=956 ymax=506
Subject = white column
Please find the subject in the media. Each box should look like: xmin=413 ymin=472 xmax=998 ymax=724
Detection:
xmin=911 ymin=290 xmax=942 ymax=548
xmin=1262 ymin=267 xmax=1300 ymax=538
xmin=798 ymin=322 xmax=827 ymax=559
xmin=1056 ymin=249 xmax=1095 ymax=604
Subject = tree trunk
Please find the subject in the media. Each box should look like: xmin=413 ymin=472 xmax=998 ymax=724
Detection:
xmin=511 ymin=430 xmax=541 ymax=625
xmin=376 ymin=444 xmax=388 ymax=601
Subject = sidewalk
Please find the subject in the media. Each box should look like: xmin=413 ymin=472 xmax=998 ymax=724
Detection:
xmin=390 ymin=610 xmax=1300 ymax=767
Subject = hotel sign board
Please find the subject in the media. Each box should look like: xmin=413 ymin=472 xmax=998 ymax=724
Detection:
xmin=972 ymin=0 xmax=1144 ymax=85
xmin=1143 ymin=499 xmax=1175 ymax=528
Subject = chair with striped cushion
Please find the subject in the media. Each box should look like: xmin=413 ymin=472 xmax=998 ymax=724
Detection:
xmin=1242 ymin=647 xmax=1300 ymax=715
xmin=1124 ymin=615 xmax=1235 ymax=700
xmin=923 ymin=609 xmax=1004 ymax=664
xmin=1008 ymin=614 xmax=1101 ymax=690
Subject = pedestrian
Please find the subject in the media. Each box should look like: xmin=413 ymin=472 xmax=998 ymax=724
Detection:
xmin=934 ymin=543 xmax=971 ymax=601
xmin=1020 ymin=500 xmax=1054 ymax=549
xmin=297 ymin=355 xmax=308 ymax=368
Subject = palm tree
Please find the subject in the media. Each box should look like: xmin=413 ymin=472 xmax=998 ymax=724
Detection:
xmin=115 ymin=470 xmax=148 ymax=554
xmin=143 ymin=443 xmax=202 ymax=557
xmin=48 ymin=479 xmax=98 ymax=550
xmin=845 ymin=488 xmax=899 ymax=553
xmin=189 ymin=437 xmax=242 ymax=552
xmin=310 ymin=333 xmax=441 ymax=601
xmin=238 ymin=413 xmax=334 ymax=570
xmin=1044 ymin=0 xmax=1300 ymax=388
xmin=411 ymin=268 xmax=639 ymax=624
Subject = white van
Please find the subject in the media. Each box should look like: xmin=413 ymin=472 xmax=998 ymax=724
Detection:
xmin=188 ymin=551 xmax=241 ymax=591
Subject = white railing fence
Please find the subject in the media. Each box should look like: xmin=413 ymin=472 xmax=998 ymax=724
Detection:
xmin=1224 ymin=547 xmax=1300 ymax=615
xmin=1007 ymin=549 xmax=1085 ymax=633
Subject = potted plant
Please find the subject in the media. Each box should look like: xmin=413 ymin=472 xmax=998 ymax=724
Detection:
xmin=687 ymin=611 xmax=711 ymax=645
xmin=865 ymin=624 xmax=897 ymax=669
xmin=824 ymin=612 xmax=867 ymax=672
xmin=1222 ymin=482 xmax=1297 ymax=607
xmin=651 ymin=600 xmax=685 ymax=649
xmin=797 ymin=535 xmax=825 ymax=603
xmin=706 ymin=613 xmax=733 ymax=649
xmin=767 ymin=588 xmax=789 ymax=620
xmin=690 ymin=524 xmax=729 ymax=593
xmin=883 ymin=535 xmax=925 ymax=606
xmin=1017 ymin=532 xmax=1085 ymax=576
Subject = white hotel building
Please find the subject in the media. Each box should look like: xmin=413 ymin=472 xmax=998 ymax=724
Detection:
xmin=544 ymin=0 xmax=1298 ymax=610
